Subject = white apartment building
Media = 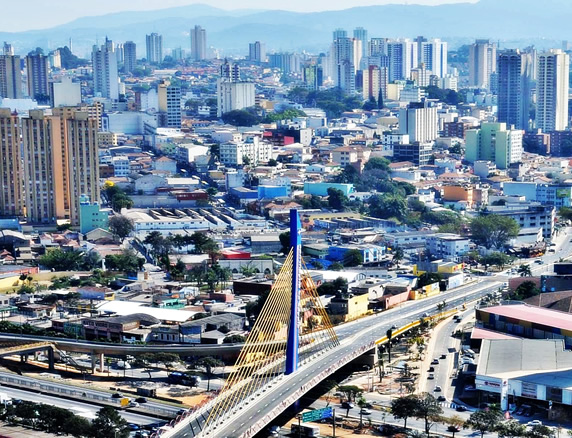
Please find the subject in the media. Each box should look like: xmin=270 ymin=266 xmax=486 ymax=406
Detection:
xmin=427 ymin=233 xmax=471 ymax=261
xmin=398 ymin=100 xmax=438 ymax=143
xmin=220 ymin=139 xmax=272 ymax=166
xmin=537 ymin=50 xmax=569 ymax=132
xmin=217 ymin=80 xmax=255 ymax=117
xmin=112 ymin=156 xmax=130 ymax=177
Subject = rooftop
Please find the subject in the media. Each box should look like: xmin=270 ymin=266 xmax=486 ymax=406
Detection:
xmin=479 ymin=304 xmax=572 ymax=332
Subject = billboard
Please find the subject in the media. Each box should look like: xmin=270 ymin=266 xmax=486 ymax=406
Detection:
xmin=521 ymin=382 xmax=537 ymax=399
xmin=556 ymin=188 xmax=571 ymax=199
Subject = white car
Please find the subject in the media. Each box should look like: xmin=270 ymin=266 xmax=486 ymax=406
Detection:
xmin=527 ymin=420 xmax=542 ymax=427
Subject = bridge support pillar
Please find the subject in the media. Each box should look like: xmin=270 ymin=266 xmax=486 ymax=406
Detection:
xmin=47 ymin=348 xmax=55 ymax=371
xmin=91 ymin=352 xmax=96 ymax=374
xmin=98 ymin=353 xmax=105 ymax=373
xmin=285 ymin=209 xmax=301 ymax=375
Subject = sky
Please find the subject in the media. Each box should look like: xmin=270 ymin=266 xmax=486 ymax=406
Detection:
xmin=1 ymin=0 xmax=476 ymax=32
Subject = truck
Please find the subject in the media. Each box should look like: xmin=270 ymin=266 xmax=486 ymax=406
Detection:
xmin=0 ymin=392 xmax=11 ymax=405
xmin=291 ymin=424 xmax=320 ymax=437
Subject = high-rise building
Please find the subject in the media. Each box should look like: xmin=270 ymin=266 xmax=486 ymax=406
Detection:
xmin=387 ymin=39 xmax=417 ymax=82
xmin=369 ymin=38 xmax=388 ymax=57
xmin=0 ymin=109 xmax=23 ymax=216
xmin=363 ymin=65 xmax=388 ymax=102
xmin=333 ymin=37 xmax=361 ymax=93
xmin=417 ymin=38 xmax=447 ymax=78
xmin=146 ymin=33 xmax=163 ymax=64
xmin=410 ymin=64 xmax=432 ymax=87
xmin=353 ymin=27 xmax=368 ymax=60
xmin=21 ymin=109 xmax=99 ymax=224
xmin=303 ymin=65 xmax=324 ymax=91
xmin=497 ymin=49 xmax=534 ymax=130
xmin=333 ymin=29 xmax=347 ymax=41
xmin=537 ymin=49 xmax=570 ymax=132
xmin=2 ymin=42 xmax=13 ymax=56
xmin=0 ymin=55 xmax=22 ymax=99
xmin=51 ymin=76 xmax=82 ymax=107
xmin=158 ymin=80 xmax=182 ymax=128
xmin=469 ymin=39 xmax=496 ymax=88
xmin=249 ymin=41 xmax=266 ymax=63
xmin=190 ymin=25 xmax=207 ymax=61
xmin=217 ymin=61 xmax=255 ymax=117
xmin=92 ymin=38 xmax=119 ymax=100
xmin=465 ymin=122 xmax=523 ymax=169
xmin=48 ymin=50 xmax=61 ymax=69
xmin=25 ymin=52 xmax=49 ymax=100
xmin=268 ymin=53 xmax=301 ymax=74
xmin=398 ymin=100 xmax=438 ymax=143
xmin=123 ymin=41 xmax=137 ymax=74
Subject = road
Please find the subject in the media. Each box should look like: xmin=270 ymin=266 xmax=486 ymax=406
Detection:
xmin=0 ymin=385 xmax=160 ymax=425
xmin=175 ymin=228 xmax=572 ymax=438
xmin=0 ymin=371 xmax=180 ymax=418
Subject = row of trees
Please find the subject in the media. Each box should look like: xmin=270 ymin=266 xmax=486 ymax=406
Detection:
xmin=103 ymin=182 xmax=133 ymax=212
xmin=391 ymin=395 xmax=554 ymax=438
xmin=1 ymin=402 xmax=130 ymax=438
xmin=39 ymin=248 xmax=102 ymax=272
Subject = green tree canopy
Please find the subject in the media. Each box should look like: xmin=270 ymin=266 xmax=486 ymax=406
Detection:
xmin=342 ymin=249 xmax=363 ymax=267
xmin=390 ymin=394 xmax=420 ymax=429
xmin=91 ymin=406 xmax=130 ymax=438
xmin=369 ymin=193 xmax=408 ymax=221
xmin=327 ymin=187 xmax=349 ymax=210
xmin=108 ymin=215 xmax=134 ymax=242
xmin=480 ymin=252 xmax=512 ymax=270
xmin=470 ymin=215 xmax=520 ymax=249
xmin=221 ymin=108 xmax=262 ymax=126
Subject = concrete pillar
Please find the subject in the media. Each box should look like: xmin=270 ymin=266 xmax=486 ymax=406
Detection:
xmin=98 ymin=353 xmax=104 ymax=373
xmin=47 ymin=348 xmax=55 ymax=371
xmin=91 ymin=352 xmax=97 ymax=374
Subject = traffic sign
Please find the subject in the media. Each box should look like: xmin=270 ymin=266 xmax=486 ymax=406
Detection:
xmin=301 ymin=407 xmax=332 ymax=423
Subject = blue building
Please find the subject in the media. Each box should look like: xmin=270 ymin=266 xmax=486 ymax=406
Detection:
xmin=503 ymin=182 xmax=572 ymax=208
xmin=304 ymin=182 xmax=355 ymax=197
xmin=258 ymin=185 xmax=288 ymax=199
xmin=79 ymin=196 xmax=110 ymax=234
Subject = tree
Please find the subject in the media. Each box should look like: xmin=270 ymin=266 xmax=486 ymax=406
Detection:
xmin=108 ymin=215 xmax=134 ymax=242
xmin=392 ymin=247 xmax=405 ymax=268
xmin=418 ymin=272 xmax=442 ymax=288
xmin=378 ymin=89 xmax=384 ymax=109
xmin=342 ymin=249 xmax=363 ymax=267
xmin=337 ymin=385 xmax=363 ymax=403
xmin=317 ymin=277 xmax=348 ymax=295
xmin=357 ymin=395 xmax=367 ymax=426
xmin=189 ymin=357 xmax=224 ymax=391
xmin=268 ymin=158 xmax=278 ymax=167
xmin=154 ymin=352 xmax=180 ymax=372
xmin=363 ymin=96 xmax=377 ymax=111
xmin=512 ymin=280 xmax=541 ymax=300
xmin=364 ymin=157 xmax=390 ymax=172
xmin=470 ymin=215 xmax=520 ymax=249
xmin=369 ymin=193 xmax=408 ymax=221
xmin=497 ymin=420 xmax=527 ymax=438
xmin=527 ymin=425 xmax=555 ymax=438
xmin=223 ymin=334 xmax=246 ymax=344
xmin=414 ymin=393 xmax=443 ymax=436
xmin=91 ymin=406 xmax=130 ymax=438
xmin=444 ymin=415 xmax=465 ymax=438
xmin=517 ymin=264 xmax=532 ymax=277
xmin=105 ymin=250 xmax=142 ymax=272
xmin=327 ymin=187 xmax=348 ymax=211
xmin=39 ymin=248 xmax=85 ymax=271
xmin=279 ymin=231 xmax=291 ymax=254
xmin=329 ymin=262 xmax=344 ymax=271
xmin=464 ymin=409 xmax=503 ymax=438
xmin=390 ymin=395 xmax=419 ymax=429
xmin=559 ymin=207 xmax=572 ymax=221
xmin=221 ymin=108 xmax=262 ymax=126
xmin=480 ymin=252 xmax=512 ymax=271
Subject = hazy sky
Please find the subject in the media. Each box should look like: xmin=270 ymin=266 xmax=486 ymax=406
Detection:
xmin=1 ymin=0 xmax=476 ymax=32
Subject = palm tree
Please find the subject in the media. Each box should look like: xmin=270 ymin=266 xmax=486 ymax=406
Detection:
xmin=517 ymin=264 xmax=532 ymax=277
xmin=357 ymin=396 xmax=367 ymax=427
xmin=392 ymin=247 xmax=405 ymax=268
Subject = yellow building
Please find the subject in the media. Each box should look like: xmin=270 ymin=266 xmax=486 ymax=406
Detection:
xmin=97 ymin=132 xmax=119 ymax=147
xmin=329 ymin=291 xmax=370 ymax=322
xmin=442 ymin=185 xmax=473 ymax=205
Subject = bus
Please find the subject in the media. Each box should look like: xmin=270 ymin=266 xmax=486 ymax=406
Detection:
xmin=291 ymin=424 xmax=320 ymax=437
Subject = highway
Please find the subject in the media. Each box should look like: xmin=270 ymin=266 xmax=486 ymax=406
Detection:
xmin=170 ymin=228 xmax=572 ymax=438
xmin=0 ymin=384 xmax=160 ymax=425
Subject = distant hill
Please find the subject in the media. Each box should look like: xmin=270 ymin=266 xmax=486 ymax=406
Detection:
xmin=1 ymin=0 xmax=570 ymax=57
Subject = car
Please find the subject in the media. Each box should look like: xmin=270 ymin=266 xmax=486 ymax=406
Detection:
xmin=391 ymin=324 xmax=398 ymax=330
xmin=455 ymin=406 xmax=467 ymax=412
xmin=341 ymin=402 xmax=354 ymax=409
xmin=135 ymin=397 xmax=148 ymax=404
xmin=428 ymin=367 xmax=435 ymax=372
xmin=360 ymin=408 xmax=372 ymax=415
xmin=129 ymin=424 xmax=140 ymax=431
xmin=422 ymin=312 xmax=429 ymax=317
xmin=428 ymin=374 xmax=435 ymax=380
xmin=434 ymin=386 xmax=442 ymax=392
xmin=437 ymin=395 xmax=446 ymax=402
xmin=431 ymin=359 xmax=439 ymax=365
xmin=447 ymin=426 xmax=461 ymax=433
xmin=268 ymin=425 xmax=280 ymax=436
xmin=111 ymin=393 xmax=123 ymax=399
xmin=527 ymin=420 xmax=542 ymax=427
xmin=127 ymin=401 xmax=139 ymax=408
xmin=440 ymin=354 xmax=447 ymax=359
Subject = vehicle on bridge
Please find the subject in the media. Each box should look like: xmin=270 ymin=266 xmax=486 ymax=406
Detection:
xmin=291 ymin=423 xmax=320 ymax=437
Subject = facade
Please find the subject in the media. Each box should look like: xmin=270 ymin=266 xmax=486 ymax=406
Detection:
xmin=387 ymin=39 xmax=417 ymax=81
xmin=398 ymin=100 xmax=438 ymax=143
xmin=25 ymin=53 xmax=49 ymax=100
xmin=123 ymin=41 xmax=137 ymax=74
xmin=248 ymin=41 xmax=266 ymax=63
xmin=363 ymin=65 xmax=388 ymax=101
xmin=220 ymin=139 xmax=272 ymax=166
xmin=79 ymin=195 xmax=110 ymax=234
xmin=469 ymin=39 xmax=496 ymax=88
xmin=217 ymin=81 xmax=255 ymax=117
xmin=503 ymin=182 xmax=572 ymax=208
xmin=537 ymin=49 xmax=569 ymax=132
xmin=333 ymin=37 xmax=361 ymax=93
xmin=268 ymin=53 xmax=301 ymax=74
xmin=0 ymin=55 xmax=22 ymax=99
xmin=51 ymin=76 xmax=82 ymax=107
xmin=482 ymin=203 xmax=555 ymax=238
xmin=303 ymin=65 xmax=324 ymax=91
xmin=158 ymin=81 xmax=182 ymax=128
xmin=426 ymin=233 xmax=470 ymax=261
xmin=353 ymin=27 xmax=368 ymax=60
xmin=145 ymin=33 xmax=163 ymax=64
xmin=92 ymin=39 xmax=119 ymax=100
xmin=497 ymin=49 xmax=533 ymax=130
xmin=329 ymin=291 xmax=370 ymax=322
xmin=465 ymin=122 xmax=523 ymax=170
xmin=190 ymin=25 xmax=207 ymax=61
xmin=0 ymin=109 xmax=23 ymax=216
xmin=393 ymin=142 xmax=433 ymax=166
xmin=417 ymin=38 xmax=447 ymax=78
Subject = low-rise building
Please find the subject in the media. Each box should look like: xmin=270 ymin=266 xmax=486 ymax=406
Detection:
xmin=426 ymin=234 xmax=471 ymax=261
xmin=328 ymin=291 xmax=370 ymax=322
